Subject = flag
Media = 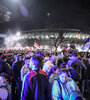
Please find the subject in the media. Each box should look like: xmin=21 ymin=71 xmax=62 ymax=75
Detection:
xmin=82 ymin=37 xmax=90 ymax=50
xmin=34 ymin=42 xmax=40 ymax=49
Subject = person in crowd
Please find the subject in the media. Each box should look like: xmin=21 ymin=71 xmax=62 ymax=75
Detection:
xmin=86 ymin=54 xmax=90 ymax=64
xmin=10 ymin=53 xmax=17 ymax=67
xmin=29 ymin=51 xmax=35 ymax=57
xmin=44 ymin=52 xmax=50 ymax=62
xmin=57 ymin=58 xmax=63 ymax=69
xmin=83 ymin=58 xmax=90 ymax=100
xmin=21 ymin=55 xmax=51 ymax=100
xmin=68 ymin=52 xmax=87 ymax=72
xmin=0 ymin=55 xmax=12 ymax=79
xmin=0 ymin=73 xmax=12 ymax=100
xmin=12 ymin=53 xmax=24 ymax=100
xmin=36 ymin=51 xmax=44 ymax=60
xmin=21 ymin=57 xmax=31 ymax=82
xmin=49 ymin=66 xmax=59 ymax=84
xmin=66 ymin=64 xmax=80 ymax=82
xmin=42 ymin=55 xmax=56 ymax=77
xmin=68 ymin=52 xmax=87 ymax=91
xmin=49 ymin=66 xmax=59 ymax=98
xmin=52 ymin=68 xmax=83 ymax=100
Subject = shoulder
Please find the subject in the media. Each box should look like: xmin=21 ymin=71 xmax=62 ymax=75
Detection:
xmin=67 ymin=77 xmax=75 ymax=85
xmin=53 ymin=80 xmax=59 ymax=86
xmin=23 ymin=71 xmax=37 ymax=84
xmin=21 ymin=65 xmax=26 ymax=70
xmin=52 ymin=80 xmax=61 ymax=92
xmin=39 ymin=70 xmax=48 ymax=79
xmin=67 ymin=77 xmax=74 ymax=82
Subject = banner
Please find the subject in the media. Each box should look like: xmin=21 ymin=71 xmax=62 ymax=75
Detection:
xmin=34 ymin=42 xmax=40 ymax=49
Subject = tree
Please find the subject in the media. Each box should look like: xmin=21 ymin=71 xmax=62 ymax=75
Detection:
xmin=50 ymin=32 xmax=63 ymax=52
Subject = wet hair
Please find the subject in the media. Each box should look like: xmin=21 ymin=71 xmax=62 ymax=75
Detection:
xmin=58 ymin=68 xmax=68 ymax=75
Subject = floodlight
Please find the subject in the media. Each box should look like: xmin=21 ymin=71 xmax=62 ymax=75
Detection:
xmin=16 ymin=32 xmax=20 ymax=36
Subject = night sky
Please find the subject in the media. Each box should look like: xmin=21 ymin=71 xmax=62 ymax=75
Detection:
xmin=0 ymin=0 xmax=90 ymax=34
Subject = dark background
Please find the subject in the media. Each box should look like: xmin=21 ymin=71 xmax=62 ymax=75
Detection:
xmin=0 ymin=0 xmax=90 ymax=34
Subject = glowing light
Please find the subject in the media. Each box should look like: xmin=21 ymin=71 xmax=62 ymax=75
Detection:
xmin=45 ymin=35 xmax=49 ymax=39
xmin=41 ymin=35 xmax=44 ymax=39
xmin=16 ymin=32 xmax=20 ymax=36
xmin=67 ymin=43 xmax=70 ymax=47
xmin=47 ymin=13 xmax=50 ymax=16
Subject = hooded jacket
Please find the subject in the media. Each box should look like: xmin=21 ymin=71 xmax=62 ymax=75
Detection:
xmin=52 ymin=77 xmax=81 ymax=100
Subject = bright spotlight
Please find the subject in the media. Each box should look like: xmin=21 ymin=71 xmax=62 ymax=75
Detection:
xmin=16 ymin=32 xmax=20 ymax=36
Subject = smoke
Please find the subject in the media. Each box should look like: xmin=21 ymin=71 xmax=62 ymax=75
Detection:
xmin=4 ymin=33 xmax=23 ymax=50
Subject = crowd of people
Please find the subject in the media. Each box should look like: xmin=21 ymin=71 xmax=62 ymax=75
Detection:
xmin=0 ymin=49 xmax=90 ymax=100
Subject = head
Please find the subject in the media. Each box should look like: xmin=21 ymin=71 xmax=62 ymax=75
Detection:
xmin=71 ymin=52 xmax=78 ymax=57
xmin=58 ymin=68 xmax=68 ymax=84
xmin=1 ymin=55 xmax=7 ymax=62
xmin=24 ymin=57 xmax=30 ymax=66
xmin=54 ymin=67 xmax=59 ymax=74
xmin=0 ymin=73 xmax=8 ymax=84
xmin=29 ymin=55 xmax=42 ymax=70
xmin=49 ymin=55 xmax=56 ymax=64
xmin=36 ymin=51 xmax=43 ymax=57
xmin=66 ymin=64 xmax=70 ymax=70
xmin=30 ymin=51 xmax=35 ymax=57
xmin=16 ymin=54 xmax=22 ymax=61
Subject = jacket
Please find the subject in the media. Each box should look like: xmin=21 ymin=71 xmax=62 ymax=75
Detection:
xmin=52 ymin=77 xmax=81 ymax=100
xmin=21 ymin=69 xmax=51 ymax=100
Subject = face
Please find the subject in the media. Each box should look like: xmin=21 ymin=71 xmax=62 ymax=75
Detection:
xmin=0 ymin=77 xmax=6 ymax=84
xmin=46 ymin=66 xmax=52 ymax=73
xmin=59 ymin=72 xmax=67 ymax=83
xmin=50 ymin=56 xmax=56 ymax=63
xmin=29 ymin=58 xmax=34 ymax=70
xmin=66 ymin=64 xmax=69 ymax=70
xmin=19 ymin=56 xmax=22 ymax=61
xmin=3 ymin=58 xmax=7 ymax=62
xmin=30 ymin=52 xmax=34 ymax=57
xmin=55 ymin=68 xmax=59 ymax=74
xmin=25 ymin=59 xmax=30 ymax=66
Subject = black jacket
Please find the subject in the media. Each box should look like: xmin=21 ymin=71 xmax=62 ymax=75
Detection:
xmin=0 ymin=60 xmax=12 ymax=77
xmin=21 ymin=69 xmax=51 ymax=100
